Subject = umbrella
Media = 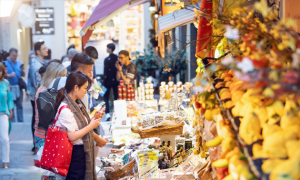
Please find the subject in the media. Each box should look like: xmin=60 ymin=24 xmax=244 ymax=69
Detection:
xmin=80 ymin=0 xmax=150 ymax=49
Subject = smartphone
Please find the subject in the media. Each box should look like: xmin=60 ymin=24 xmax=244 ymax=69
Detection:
xmin=96 ymin=102 xmax=105 ymax=110
xmin=99 ymin=105 xmax=106 ymax=114
xmin=93 ymin=105 xmax=106 ymax=119
xmin=20 ymin=64 xmax=24 ymax=68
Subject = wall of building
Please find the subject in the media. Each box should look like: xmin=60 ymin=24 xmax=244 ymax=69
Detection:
xmin=9 ymin=6 xmax=19 ymax=55
xmin=32 ymin=0 xmax=68 ymax=60
xmin=0 ymin=17 xmax=10 ymax=51
xmin=0 ymin=1 xmax=30 ymax=71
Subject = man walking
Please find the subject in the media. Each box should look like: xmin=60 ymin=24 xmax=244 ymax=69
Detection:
xmin=103 ymin=43 xmax=119 ymax=120
xmin=4 ymin=48 xmax=24 ymax=122
xmin=28 ymin=41 xmax=48 ymax=151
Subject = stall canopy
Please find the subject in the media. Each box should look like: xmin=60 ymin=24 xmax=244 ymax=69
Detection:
xmin=157 ymin=2 xmax=199 ymax=56
xmin=80 ymin=0 xmax=150 ymax=49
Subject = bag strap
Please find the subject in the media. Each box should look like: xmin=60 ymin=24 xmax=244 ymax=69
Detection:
xmin=51 ymin=105 xmax=70 ymax=129
xmin=7 ymin=60 xmax=21 ymax=79
xmin=53 ymin=77 xmax=61 ymax=90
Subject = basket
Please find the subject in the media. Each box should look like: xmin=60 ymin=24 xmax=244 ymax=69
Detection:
xmin=137 ymin=123 xmax=184 ymax=139
xmin=131 ymin=126 xmax=139 ymax=133
xmin=104 ymin=159 xmax=137 ymax=180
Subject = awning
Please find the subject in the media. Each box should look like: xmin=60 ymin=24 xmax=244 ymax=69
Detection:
xmin=80 ymin=0 xmax=150 ymax=49
xmin=157 ymin=2 xmax=200 ymax=55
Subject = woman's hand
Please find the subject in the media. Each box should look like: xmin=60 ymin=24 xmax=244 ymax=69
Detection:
xmin=90 ymin=117 xmax=101 ymax=129
xmin=94 ymin=133 xmax=108 ymax=147
xmin=9 ymin=110 xmax=13 ymax=120
xmin=68 ymin=111 xmax=104 ymax=142
xmin=90 ymin=111 xmax=104 ymax=129
xmin=93 ymin=110 xmax=104 ymax=120
xmin=90 ymin=106 xmax=105 ymax=129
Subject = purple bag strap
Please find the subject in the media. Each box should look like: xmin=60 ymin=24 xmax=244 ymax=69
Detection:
xmin=51 ymin=105 xmax=70 ymax=129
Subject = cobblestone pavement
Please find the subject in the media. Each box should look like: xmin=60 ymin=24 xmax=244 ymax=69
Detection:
xmin=0 ymin=99 xmax=112 ymax=180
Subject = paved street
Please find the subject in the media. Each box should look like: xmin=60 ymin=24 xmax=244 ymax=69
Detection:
xmin=0 ymin=99 xmax=40 ymax=180
xmin=0 ymin=99 xmax=112 ymax=180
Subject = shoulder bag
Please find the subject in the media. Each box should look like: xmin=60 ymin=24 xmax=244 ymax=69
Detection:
xmin=34 ymin=105 xmax=73 ymax=176
xmin=7 ymin=60 xmax=27 ymax=90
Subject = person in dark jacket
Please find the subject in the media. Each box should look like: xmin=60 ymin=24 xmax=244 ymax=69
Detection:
xmin=103 ymin=43 xmax=119 ymax=119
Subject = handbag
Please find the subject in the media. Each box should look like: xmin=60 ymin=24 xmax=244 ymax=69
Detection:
xmin=34 ymin=105 xmax=73 ymax=176
xmin=7 ymin=60 xmax=27 ymax=90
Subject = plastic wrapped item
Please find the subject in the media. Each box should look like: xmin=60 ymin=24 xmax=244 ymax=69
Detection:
xmin=156 ymin=120 xmax=177 ymax=127
xmin=97 ymin=170 xmax=106 ymax=180
xmin=168 ymin=94 xmax=177 ymax=110
xmin=137 ymin=149 xmax=159 ymax=170
xmin=209 ymin=145 xmax=223 ymax=176
xmin=36 ymin=146 xmax=44 ymax=161
xmin=35 ymin=146 xmax=56 ymax=178
xmin=154 ymin=113 xmax=163 ymax=125
xmin=142 ymin=114 xmax=155 ymax=128
xmin=203 ymin=120 xmax=215 ymax=142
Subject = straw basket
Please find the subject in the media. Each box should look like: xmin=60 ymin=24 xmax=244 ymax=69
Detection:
xmin=131 ymin=127 xmax=139 ymax=133
xmin=137 ymin=123 xmax=184 ymax=139
xmin=104 ymin=159 xmax=137 ymax=180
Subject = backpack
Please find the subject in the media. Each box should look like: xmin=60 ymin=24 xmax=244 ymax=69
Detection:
xmin=37 ymin=77 xmax=61 ymax=130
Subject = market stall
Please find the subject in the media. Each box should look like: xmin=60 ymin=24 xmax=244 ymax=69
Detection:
xmin=84 ymin=0 xmax=300 ymax=179
xmin=94 ymin=78 xmax=203 ymax=179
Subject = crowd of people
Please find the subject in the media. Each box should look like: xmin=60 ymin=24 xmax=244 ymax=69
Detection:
xmin=0 ymin=41 xmax=138 ymax=179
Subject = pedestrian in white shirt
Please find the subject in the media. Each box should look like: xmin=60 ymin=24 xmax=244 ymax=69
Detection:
xmin=55 ymin=71 xmax=103 ymax=179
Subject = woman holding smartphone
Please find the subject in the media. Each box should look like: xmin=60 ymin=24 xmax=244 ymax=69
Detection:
xmin=55 ymin=71 xmax=104 ymax=180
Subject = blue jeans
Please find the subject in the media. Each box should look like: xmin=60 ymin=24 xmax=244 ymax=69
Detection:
xmin=12 ymin=89 xmax=23 ymax=122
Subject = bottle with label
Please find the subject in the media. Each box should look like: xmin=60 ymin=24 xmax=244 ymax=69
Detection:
xmin=162 ymin=141 xmax=165 ymax=148
xmin=159 ymin=145 xmax=163 ymax=154
xmin=165 ymin=90 xmax=171 ymax=100
xmin=166 ymin=145 xmax=172 ymax=160
xmin=185 ymin=139 xmax=193 ymax=150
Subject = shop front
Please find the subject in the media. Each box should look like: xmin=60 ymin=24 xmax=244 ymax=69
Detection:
xmin=75 ymin=0 xmax=300 ymax=180
xmin=68 ymin=0 xmax=149 ymax=75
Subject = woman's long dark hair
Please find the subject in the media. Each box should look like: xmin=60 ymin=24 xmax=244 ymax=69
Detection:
xmin=56 ymin=71 xmax=91 ymax=108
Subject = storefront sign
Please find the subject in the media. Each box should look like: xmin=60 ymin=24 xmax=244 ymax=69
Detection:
xmin=34 ymin=7 xmax=54 ymax=35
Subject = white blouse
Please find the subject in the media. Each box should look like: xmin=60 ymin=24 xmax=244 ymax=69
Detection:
xmin=55 ymin=100 xmax=88 ymax=145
